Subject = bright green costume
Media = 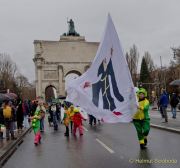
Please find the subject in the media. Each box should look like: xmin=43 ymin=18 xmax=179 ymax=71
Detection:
xmin=133 ymin=88 xmax=150 ymax=145
xmin=32 ymin=110 xmax=41 ymax=133
xmin=32 ymin=110 xmax=41 ymax=145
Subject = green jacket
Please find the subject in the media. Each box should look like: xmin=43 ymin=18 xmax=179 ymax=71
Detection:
xmin=32 ymin=110 xmax=41 ymax=133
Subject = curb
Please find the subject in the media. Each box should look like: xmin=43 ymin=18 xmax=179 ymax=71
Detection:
xmin=150 ymin=124 xmax=180 ymax=134
xmin=0 ymin=127 xmax=32 ymax=167
xmin=151 ymin=109 xmax=180 ymax=113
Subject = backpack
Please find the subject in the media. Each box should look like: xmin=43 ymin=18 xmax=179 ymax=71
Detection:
xmin=3 ymin=106 xmax=12 ymax=119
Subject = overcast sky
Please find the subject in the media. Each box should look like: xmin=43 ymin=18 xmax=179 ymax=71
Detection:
xmin=0 ymin=0 xmax=179 ymax=82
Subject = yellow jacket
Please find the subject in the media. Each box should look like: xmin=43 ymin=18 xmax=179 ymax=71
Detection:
xmin=133 ymin=98 xmax=150 ymax=120
xmin=63 ymin=110 xmax=70 ymax=126
xmin=69 ymin=108 xmax=75 ymax=121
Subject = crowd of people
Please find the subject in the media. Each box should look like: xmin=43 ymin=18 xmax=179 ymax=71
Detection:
xmin=0 ymin=99 xmax=37 ymax=140
xmin=31 ymin=87 xmax=151 ymax=149
xmin=158 ymin=89 xmax=180 ymax=123
xmin=30 ymin=100 xmax=87 ymax=145
xmin=0 ymin=96 xmax=90 ymax=145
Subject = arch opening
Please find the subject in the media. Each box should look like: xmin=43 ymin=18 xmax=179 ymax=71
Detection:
xmin=45 ymin=85 xmax=57 ymax=103
xmin=65 ymin=70 xmax=81 ymax=91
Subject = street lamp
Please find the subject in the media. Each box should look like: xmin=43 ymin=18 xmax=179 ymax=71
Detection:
xmin=173 ymin=50 xmax=176 ymax=59
xmin=172 ymin=48 xmax=180 ymax=60
xmin=159 ymin=56 xmax=166 ymax=90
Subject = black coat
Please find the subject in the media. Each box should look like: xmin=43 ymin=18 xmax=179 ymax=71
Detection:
xmin=170 ymin=94 xmax=179 ymax=108
xmin=16 ymin=103 xmax=24 ymax=122
xmin=0 ymin=107 xmax=4 ymax=125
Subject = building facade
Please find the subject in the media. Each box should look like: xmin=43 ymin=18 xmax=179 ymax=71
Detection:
xmin=33 ymin=35 xmax=99 ymax=99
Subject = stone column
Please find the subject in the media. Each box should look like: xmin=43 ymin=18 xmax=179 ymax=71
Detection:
xmin=58 ymin=65 xmax=65 ymax=96
xmin=34 ymin=57 xmax=44 ymax=97
xmin=33 ymin=41 xmax=44 ymax=98
xmin=37 ymin=66 xmax=42 ymax=97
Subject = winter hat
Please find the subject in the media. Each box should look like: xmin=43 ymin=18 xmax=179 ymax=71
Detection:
xmin=138 ymin=88 xmax=147 ymax=97
xmin=74 ymin=108 xmax=80 ymax=113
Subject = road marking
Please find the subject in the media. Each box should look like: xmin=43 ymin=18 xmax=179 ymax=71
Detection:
xmin=82 ymin=126 xmax=88 ymax=132
xmin=95 ymin=138 xmax=115 ymax=154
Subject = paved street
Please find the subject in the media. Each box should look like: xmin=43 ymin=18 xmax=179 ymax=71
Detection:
xmin=3 ymin=118 xmax=180 ymax=168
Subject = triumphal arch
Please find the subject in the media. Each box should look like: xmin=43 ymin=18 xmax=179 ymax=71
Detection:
xmin=33 ymin=19 xmax=99 ymax=99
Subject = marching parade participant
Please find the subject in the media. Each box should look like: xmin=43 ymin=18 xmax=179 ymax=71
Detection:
xmin=69 ymin=105 xmax=75 ymax=133
xmin=31 ymin=108 xmax=42 ymax=146
xmin=63 ymin=103 xmax=70 ymax=137
xmin=72 ymin=108 xmax=85 ymax=136
xmin=133 ymin=88 xmax=150 ymax=149
xmin=30 ymin=100 xmax=45 ymax=145
xmin=49 ymin=100 xmax=59 ymax=131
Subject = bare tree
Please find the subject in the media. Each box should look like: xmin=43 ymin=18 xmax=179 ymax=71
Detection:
xmin=16 ymin=74 xmax=36 ymax=99
xmin=150 ymin=60 xmax=180 ymax=96
xmin=0 ymin=53 xmax=18 ymax=91
xmin=126 ymin=44 xmax=139 ymax=85
xmin=166 ymin=59 xmax=180 ymax=84
xmin=16 ymin=74 xmax=29 ymax=89
xmin=170 ymin=48 xmax=180 ymax=81
xmin=172 ymin=47 xmax=180 ymax=65
xmin=0 ymin=53 xmax=36 ymax=99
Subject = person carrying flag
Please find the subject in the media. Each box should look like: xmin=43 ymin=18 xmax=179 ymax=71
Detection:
xmin=133 ymin=88 xmax=150 ymax=149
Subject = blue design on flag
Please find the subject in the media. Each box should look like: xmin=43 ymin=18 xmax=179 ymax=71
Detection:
xmin=92 ymin=58 xmax=124 ymax=111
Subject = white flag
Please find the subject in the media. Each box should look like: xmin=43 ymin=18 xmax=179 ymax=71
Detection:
xmin=66 ymin=14 xmax=138 ymax=123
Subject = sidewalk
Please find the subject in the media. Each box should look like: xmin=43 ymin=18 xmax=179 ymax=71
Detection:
xmin=151 ymin=106 xmax=180 ymax=112
xmin=0 ymin=127 xmax=31 ymax=166
xmin=150 ymin=109 xmax=180 ymax=133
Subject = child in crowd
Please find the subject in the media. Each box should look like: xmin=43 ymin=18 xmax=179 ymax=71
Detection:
xmin=63 ymin=104 xmax=70 ymax=137
xmin=69 ymin=105 xmax=75 ymax=133
xmin=31 ymin=109 xmax=42 ymax=146
xmin=73 ymin=108 xmax=85 ymax=136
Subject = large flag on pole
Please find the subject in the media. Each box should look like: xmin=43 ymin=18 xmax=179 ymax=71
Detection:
xmin=66 ymin=14 xmax=138 ymax=123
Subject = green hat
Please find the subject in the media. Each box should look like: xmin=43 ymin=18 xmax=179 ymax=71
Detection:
xmin=137 ymin=88 xmax=147 ymax=97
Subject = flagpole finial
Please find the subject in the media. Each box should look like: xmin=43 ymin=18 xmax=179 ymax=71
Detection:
xmin=111 ymin=47 xmax=113 ymax=56
xmin=108 ymin=13 xmax=111 ymax=19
